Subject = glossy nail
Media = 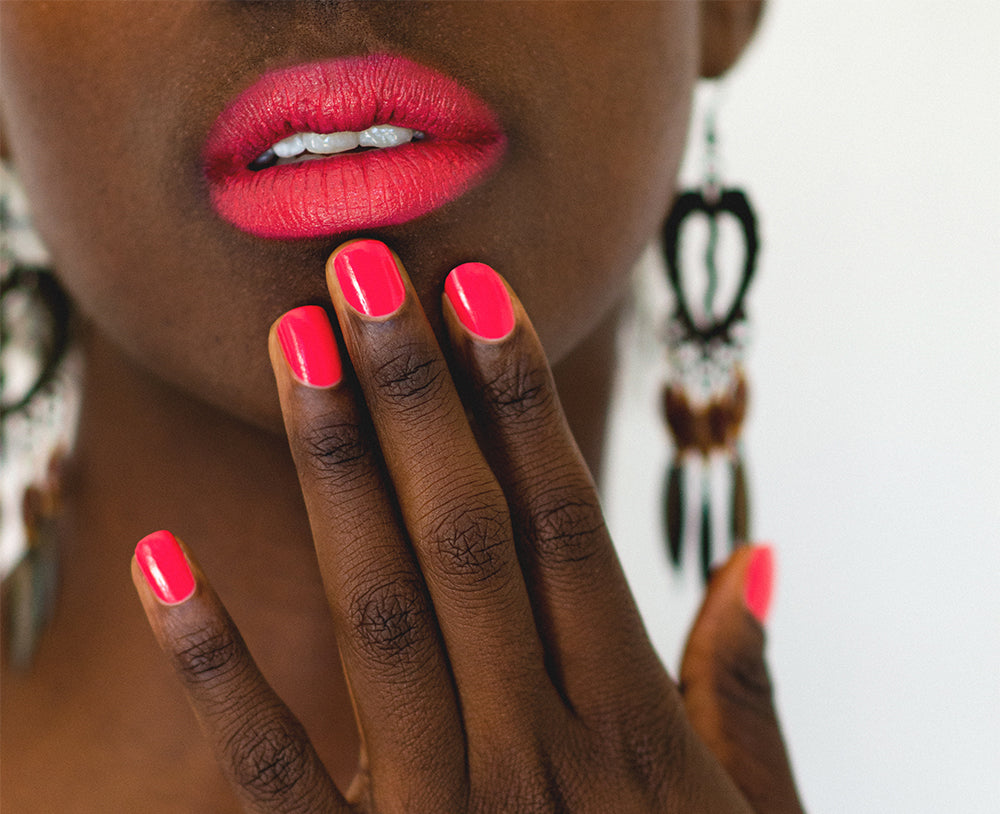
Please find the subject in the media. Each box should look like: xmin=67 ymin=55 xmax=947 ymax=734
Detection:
xmin=276 ymin=306 xmax=342 ymax=387
xmin=332 ymin=239 xmax=405 ymax=317
xmin=135 ymin=530 xmax=196 ymax=605
xmin=445 ymin=262 xmax=515 ymax=340
xmin=743 ymin=545 xmax=774 ymax=624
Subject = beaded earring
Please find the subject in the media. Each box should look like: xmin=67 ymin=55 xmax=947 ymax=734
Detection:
xmin=660 ymin=97 xmax=759 ymax=583
xmin=1 ymin=161 xmax=81 ymax=668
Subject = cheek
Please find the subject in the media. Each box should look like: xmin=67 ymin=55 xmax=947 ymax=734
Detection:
xmin=471 ymin=5 xmax=699 ymax=361
xmin=1 ymin=4 xmax=327 ymax=431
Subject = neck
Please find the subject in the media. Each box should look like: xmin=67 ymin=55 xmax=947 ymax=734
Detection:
xmin=3 ymin=306 xmax=620 ymax=809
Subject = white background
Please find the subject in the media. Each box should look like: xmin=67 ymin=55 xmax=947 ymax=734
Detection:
xmin=605 ymin=2 xmax=1000 ymax=812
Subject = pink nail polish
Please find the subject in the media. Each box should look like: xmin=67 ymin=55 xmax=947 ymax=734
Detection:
xmin=445 ymin=262 xmax=515 ymax=340
xmin=743 ymin=545 xmax=774 ymax=624
xmin=333 ymin=239 xmax=405 ymax=317
xmin=276 ymin=306 xmax=342 ymax=387
xmin=135 ymin=530 xmax=196 ymax=605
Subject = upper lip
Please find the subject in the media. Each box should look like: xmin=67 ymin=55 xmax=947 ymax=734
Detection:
xmin=204 ymin=53 xmax=504 ymax=181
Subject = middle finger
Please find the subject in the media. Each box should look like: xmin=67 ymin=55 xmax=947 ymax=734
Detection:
xmin=326 ymin=239 xmax=555 ymax=732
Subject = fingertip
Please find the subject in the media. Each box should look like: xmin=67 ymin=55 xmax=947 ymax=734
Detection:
xmin=134 ymin=530 xmax=197 ymax=606
xmin=326 ymin=238 xmax=406 ymax=319
xmin=271 ymin=305 xmax=343 ymax=388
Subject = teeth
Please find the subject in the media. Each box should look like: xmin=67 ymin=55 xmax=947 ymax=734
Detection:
xmin=358 ymin=125 xmax=413 ymax=149
xmin=272 ymin=133 xmax=304 ymax=158
xmin=302 ymin=131 xmax=360 ymax=154
xmin=260 ymin=125 xmax=419 ymax=166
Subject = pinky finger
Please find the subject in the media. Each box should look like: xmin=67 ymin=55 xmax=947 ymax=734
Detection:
xmin=680 ymin=546 xmax=805 ymax=814
xmin=132 ymin=530 xmax=349 ymax=814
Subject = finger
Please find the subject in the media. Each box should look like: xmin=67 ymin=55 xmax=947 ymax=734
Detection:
xmin=268 ymin=306 xmax=465 ymax=808
xmin=680 ymin=545 xmax=805 ymax=814
xmin=325 ymin=240 xmax=557 ymax=737
xmin=441 ymin=262 xmax=669 ymax=716
xmin=131 ymin=530 xmax=348 ymax=814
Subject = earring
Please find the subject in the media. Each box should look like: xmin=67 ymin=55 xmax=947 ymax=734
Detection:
xmin=660 ymin=97 xmax=759 ymax=583
xmin=1 ymin=160 xmax=81 ymax=668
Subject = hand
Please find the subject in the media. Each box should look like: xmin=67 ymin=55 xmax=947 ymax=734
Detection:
xmin=132 ymin=239 xmax=804 ymax=813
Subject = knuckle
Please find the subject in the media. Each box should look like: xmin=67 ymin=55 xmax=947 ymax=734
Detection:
xmin=482 ymin=355 xmax=555 ymax=428
xmin=371 ymin=342 xmax=446 ymax=410
xmin=526 ymin=483 xmax=607 ymax=570
xmin=711 ymin=646 xmax=775 ymax=715
xmin=427 ymin=503 xmax=511 ymax=586
xmin=172 ymin=620 xmax=248 ymax=689
xmin=346 ymin=576 xmax=435 ymax=673
xmin=228 ymin=713 xmax=313 ymax=804
xmin=295 ymin=416 xmax=370 ymax=483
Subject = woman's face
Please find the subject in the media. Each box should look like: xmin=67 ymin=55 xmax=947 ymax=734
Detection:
xmin=1 ymin=1 xmax=698 ymax=430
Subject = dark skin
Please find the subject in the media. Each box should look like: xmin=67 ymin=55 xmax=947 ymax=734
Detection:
xmin=1 ymin=2 xmax=802 ymax=812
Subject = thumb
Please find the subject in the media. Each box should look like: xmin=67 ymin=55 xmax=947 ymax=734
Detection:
xmin=680 ymin=545 xmax=806 ymax=814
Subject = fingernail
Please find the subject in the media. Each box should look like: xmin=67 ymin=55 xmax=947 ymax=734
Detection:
xmin=276 ymin=306 xmax=342 ymax=387
xmin=743 ymin=545 xmax=774 ymax=624
xmin=135 ymin=530 xmax=196 ymax=605
xmin=445 ymin=262 xmax=515 ymax=340
xmin=332 ymin=239 xmax=405 ymax=318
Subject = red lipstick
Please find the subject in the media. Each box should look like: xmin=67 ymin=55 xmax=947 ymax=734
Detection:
xmin=203 ymin=54 xmax=506 ymax=240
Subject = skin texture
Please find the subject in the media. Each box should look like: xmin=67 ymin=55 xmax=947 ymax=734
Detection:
xmin=1 ymin=0 xmax=694 ymax=431
xmin=0 ymin=2 xmax=798 ymax=812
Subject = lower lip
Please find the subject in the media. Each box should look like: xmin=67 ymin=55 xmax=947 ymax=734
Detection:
xmin=203 ymin=56 xmax=506 ymax=240
xmin=209 ymin=139 xmax=504 ymax=240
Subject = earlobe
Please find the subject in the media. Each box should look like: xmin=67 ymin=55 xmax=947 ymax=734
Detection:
xmin=699 ymin=0 xmax=766 ymax=79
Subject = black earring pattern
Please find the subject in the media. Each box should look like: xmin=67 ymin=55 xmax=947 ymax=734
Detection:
xmin=659 ymin=107 xmax=760 ymax=583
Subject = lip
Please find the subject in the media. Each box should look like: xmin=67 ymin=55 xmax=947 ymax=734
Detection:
xmin=203 ymin=54 xmax=506 ymax=240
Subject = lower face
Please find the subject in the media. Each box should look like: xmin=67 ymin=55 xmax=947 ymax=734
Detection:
xmin=0 ymin=1 xmax=698 ymax=432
